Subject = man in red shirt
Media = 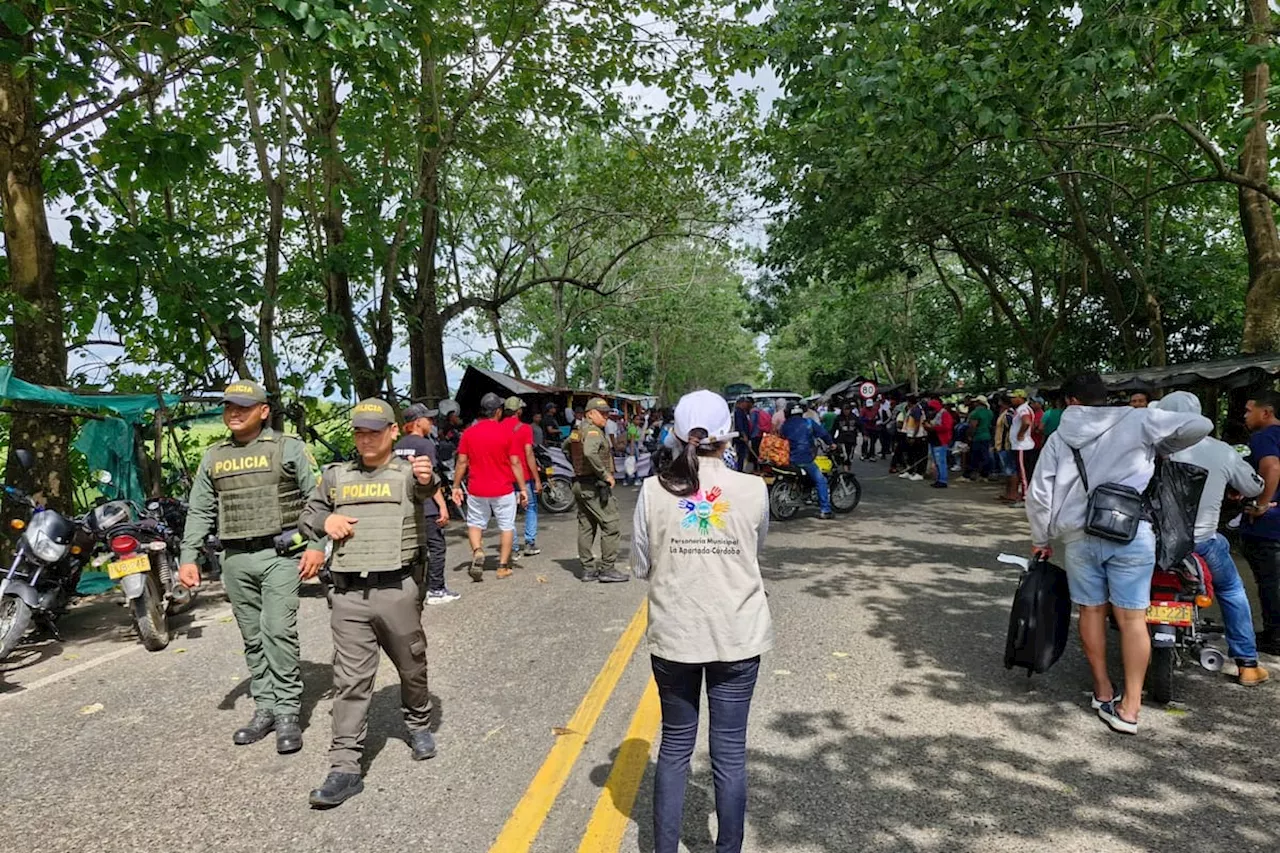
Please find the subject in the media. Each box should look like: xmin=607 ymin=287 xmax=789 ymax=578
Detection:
xmin=925 ymin=397 xmax=954 ymax=489
xmin=503 ymin=396 xmax=543 ymax=560
xmin=453 ymin=392 xmax=528 ymax=581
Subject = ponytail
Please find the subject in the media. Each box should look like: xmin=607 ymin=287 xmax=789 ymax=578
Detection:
xmin=659 ymin=428 xmax=709 ymax=497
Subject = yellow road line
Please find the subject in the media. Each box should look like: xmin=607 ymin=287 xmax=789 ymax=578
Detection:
xmin=489 ymin=600 xmax=648 ymax=853
xmin=576 ymin=677 xmax=661 ymax=853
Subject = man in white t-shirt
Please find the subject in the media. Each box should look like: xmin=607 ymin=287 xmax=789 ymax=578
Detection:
xmin=1010 ymin=390 xmax=1036 ymax=506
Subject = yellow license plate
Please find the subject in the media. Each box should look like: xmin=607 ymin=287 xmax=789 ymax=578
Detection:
xmin=107 ymin=554 xmax=150 ymax=580
xmin=1146 ymin=601 xmax=1193 ymax=626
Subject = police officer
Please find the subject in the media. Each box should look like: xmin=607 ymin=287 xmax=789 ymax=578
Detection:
xmin=571 ymin=398 xmax=628 ymax=583
xmin=299 ymin=399 xmax=438 ymax=808
xmin=179 ymin=380 xmax=324 ymax=754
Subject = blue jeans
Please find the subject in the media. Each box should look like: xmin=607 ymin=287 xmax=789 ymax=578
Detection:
xmin=930 ymin=445 xmax=949 ymax=484
xmin=1196 ymin=534 xmax=1258 ymax=664
xmin=652 ymin=656 xmax=760 ymax=853
xmin=1063 ymin=523 xmax=1156 ymax=610
xmin=799 ymin=461 xmax=831 ymax=513
xmin=524 ymin=481 xmax=538 ymax=546
xmin=966 ymin=439 xmax=992 ymax=478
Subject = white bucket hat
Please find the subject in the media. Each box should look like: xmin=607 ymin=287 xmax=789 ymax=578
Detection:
xmin=674 ymin=389 xmax=738 ymax=445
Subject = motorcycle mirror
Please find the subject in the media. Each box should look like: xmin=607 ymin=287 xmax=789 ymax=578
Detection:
xmin=13 ymin=449 xmax=34 ymax=470
xmin=95 ymin=470 xmax=113 ymax=485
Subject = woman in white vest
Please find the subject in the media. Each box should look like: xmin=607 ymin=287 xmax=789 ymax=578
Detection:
xmin=632 ymin=389 xmax=774 ymax=853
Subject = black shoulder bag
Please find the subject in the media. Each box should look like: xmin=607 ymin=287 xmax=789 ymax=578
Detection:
xmin=1071 ymin=446 xmax=1145 ymax=543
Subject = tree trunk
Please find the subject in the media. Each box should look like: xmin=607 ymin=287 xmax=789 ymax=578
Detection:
xmin=407 ymin=51 xmax=450 ymax=402
xmin=0 ymin=30 xmax=71 ymax=511
xmin=489 ymin=307 xmax=522 ymax=378
xmin=1240 ymin=0 xmax=1280 ymax=354
xmin=316 ymin=66 xmax=379 ymax=399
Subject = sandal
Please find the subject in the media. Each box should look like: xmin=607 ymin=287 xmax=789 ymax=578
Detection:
xmin=468 ymin=549 xmax=485 ymax=582
xmin=496 ymin=563 xmax=513 ymax=580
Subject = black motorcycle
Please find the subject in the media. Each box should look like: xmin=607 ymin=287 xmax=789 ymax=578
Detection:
xmin=0 ymin=454 xmax=96 ymax=660
xmin=534 ymin=445 xmax=576 ymax=514
xmin=761 ymin=451 xmax=862 ymax=521
xmin=87 ymin=496 xmax=201 ymax=651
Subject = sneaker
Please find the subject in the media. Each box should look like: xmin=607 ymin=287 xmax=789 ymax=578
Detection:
xmin=909 ymin=474 xmax=924 ymax=482
xmin=496 ymin=564 xmax=513 ymax=580
xmin=1010 ymin=500 xmax=1025 ymax=508
xmin=511 ymin=549 xmax=522 ymax=563
xmin=1239 ymin=665 xmax=1270 ymax=686
xmin=426 ymin=588 xmax=461 ymax=605
xmin=522 ymin=543 xmax=541 ymax=557
xmin=598 ymin=568 xmax=630 ymax=583
xmin=1097 ymin=699 xmax=1138 ymax=735
xmin=818 ymin=511 xmax=834 ymax=520
xmin=580 ymin=569 xmax=600 ymax=582
xmin=1090 ymin=688 xmax=1121 ymax=710
xmin=898 ymin=472 xmax=912 ymax=480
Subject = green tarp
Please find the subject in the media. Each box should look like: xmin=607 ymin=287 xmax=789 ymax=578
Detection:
xmin=1 ymin=365 xmax=183 ymax=505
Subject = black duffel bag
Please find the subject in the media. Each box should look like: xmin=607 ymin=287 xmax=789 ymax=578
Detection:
xmin=1145 ymin=456 xmax=1208 ymax=570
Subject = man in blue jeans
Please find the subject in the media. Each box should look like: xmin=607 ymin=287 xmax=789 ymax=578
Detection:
xmin=1159 ymin=392 xmax=1269 ymax=684
xmin=1241 ymin=390 xmax=1280 ymax=656
xmin=779 ymin=402 xmax=833 ymax=519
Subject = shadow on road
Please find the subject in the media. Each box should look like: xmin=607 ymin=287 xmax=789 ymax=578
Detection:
xmin=588 ymin=738 xmax=718 ymax=853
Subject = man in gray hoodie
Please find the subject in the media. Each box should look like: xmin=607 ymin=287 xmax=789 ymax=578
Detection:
xmin=1026 ymin=373 xmax=1213 ymax=735
xmin=1155 ymin=392 xmax=1267 ymax=686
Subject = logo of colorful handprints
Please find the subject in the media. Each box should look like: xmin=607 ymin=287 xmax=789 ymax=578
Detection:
xmin=678 ymin=487 xmax=730 ymax=535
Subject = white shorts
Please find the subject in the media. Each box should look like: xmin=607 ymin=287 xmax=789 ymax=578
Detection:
xmin=466 ymin=492 xmax=518 ymax=532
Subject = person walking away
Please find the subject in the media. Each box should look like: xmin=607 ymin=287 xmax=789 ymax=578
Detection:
xmin=631 ymin=390 xmax=773 ymax=853
xmin=1041 ymin=396 xmax=1064 ymax=439
xmin=890 ymin=397 xmax=909 ymax=474
xmin=779 ymin=402 xmax=834 ymax=519
xmin=1240 ymin=390 xmax=1280 ymax=656
xmin=749 ymin=401 xmax=771 ymax=463
xmin=570 ymin=398 xmax=629 ymax=582
xmin=504 ymin=396 xmax=542 ymax=560
xmin=395 ymin=404 xmax=458 ymax=605
xmin=965 ymin=396 xmax=995 ymax=481
xmin=1155 ymin=392 xmax=1269 ymax=683
xmin=876 ymin=396 xmax=893 ymax=458
xmin=924 ymin=398 xmax=954 ymax=488
xmin=300 ymin=399 xmax=440 ymax=807
xmin=453 ymin=392 xmax=528 ymax=581
xmin=179 ymin=380 xmax=324 ymax=755
xmin=1026 ymin=373 xmax=1211 ymax=735
xmin=897 ymin=396 xmax=927 ymax=481
xmin=1009 ymin=390 xmax=1036 ymax=507
xmin=994 ymin=396 xmax=1017 ymax=498
xmin=733 ymin=397 xmax=753 ymax=472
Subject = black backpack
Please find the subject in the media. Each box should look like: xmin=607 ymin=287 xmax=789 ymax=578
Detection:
xmin=1004 ymin=557 xmax=1071 ymax=676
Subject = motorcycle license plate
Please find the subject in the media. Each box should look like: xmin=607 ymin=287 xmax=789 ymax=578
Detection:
xmin=107 ymin=555 xmax=150 ymax=580
xmin=1146 ymin=601 xmax=1193 ymax=627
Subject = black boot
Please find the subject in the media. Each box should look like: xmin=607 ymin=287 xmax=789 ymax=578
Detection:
xmin=233 ymin=709 xmax=275 ymax=745
xmin=308 ymin=771 xmax=364 ymax=808
xmin=275 ymin=714 xmax=303 ymax=754
xmin=410 ymin=729 xmax=437 ymax=761
xmin=598 ymin=568 xmax=630 ymax=583
xmin=580 ymin=568 xmax=599 ymax=582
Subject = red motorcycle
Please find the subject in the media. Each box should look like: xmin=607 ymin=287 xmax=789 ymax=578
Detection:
xmin=1145 ymin=552 xmax=1226 ymax=704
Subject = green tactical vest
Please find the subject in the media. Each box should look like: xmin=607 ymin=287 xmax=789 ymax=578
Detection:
xmin=328 ymin=458 xmax=422 ymax=573
xmin=206 ymin=432 xmax=305 ymax=540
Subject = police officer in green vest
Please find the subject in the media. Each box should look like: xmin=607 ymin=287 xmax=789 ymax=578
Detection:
xmin=179 ymin=380 xmax=326 ymax=754
xmin=571 ymin=398 xmax=628 ymax=583
xmin=299 ymin=398 xmax=439 ymax=809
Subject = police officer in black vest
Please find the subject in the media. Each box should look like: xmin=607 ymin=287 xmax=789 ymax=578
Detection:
xmin=299 ymin=399 xmax=439 ymax=808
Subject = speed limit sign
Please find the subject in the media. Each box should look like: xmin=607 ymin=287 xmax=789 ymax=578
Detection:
xmin=859 ymin=381 xmax=877 ymax=399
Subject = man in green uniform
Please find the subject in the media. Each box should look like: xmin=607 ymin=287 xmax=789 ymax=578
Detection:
xmin=179 ymin=381 xmax=326 ymax=754
xmin=571 ymin=398 xmax=628 ymax=583
xmin=299 ymin=399 xmax=439 ymax=808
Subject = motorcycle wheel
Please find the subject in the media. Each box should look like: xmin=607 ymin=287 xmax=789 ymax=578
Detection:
xmin=830 ymin=472 xmax=862 ymax=513
xmin=0 ymin=595 xmax=33 ymax=660
xmin=540 ymin=478 xmax=576 ymax=514
xmin=769 ymin=480 xmax=802 ymax=521
xmin=1147 ymin=645 xmax=1175 ymax=704
xmin=131 ymin=574 xmax=171 ymax=652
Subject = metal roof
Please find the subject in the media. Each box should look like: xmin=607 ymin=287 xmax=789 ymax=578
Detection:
xmin=1037 ymin=354 xmax=1280 ymax=392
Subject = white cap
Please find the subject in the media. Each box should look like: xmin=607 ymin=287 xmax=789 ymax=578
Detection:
xmin=674 ymin=389 xmax=737 ymax=444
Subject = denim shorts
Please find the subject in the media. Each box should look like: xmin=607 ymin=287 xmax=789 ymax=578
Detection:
xmin=465 ymin=492 xmax=517 ymax=532
xmin=1063 ymin=522 xmax=1155 ymax=610
xmin=997 ymin=450 xmax=1017 ymax=477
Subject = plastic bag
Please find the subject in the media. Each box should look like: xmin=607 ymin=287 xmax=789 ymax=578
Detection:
xmin=1146 ymin=458 xmax=1208 ymax=570
xmin=759 ymin=434 xmax=790 ymax=466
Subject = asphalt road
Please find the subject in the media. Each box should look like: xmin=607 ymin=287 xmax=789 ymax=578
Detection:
xmin=2 ymin=462 xmax=1278 ymax=853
